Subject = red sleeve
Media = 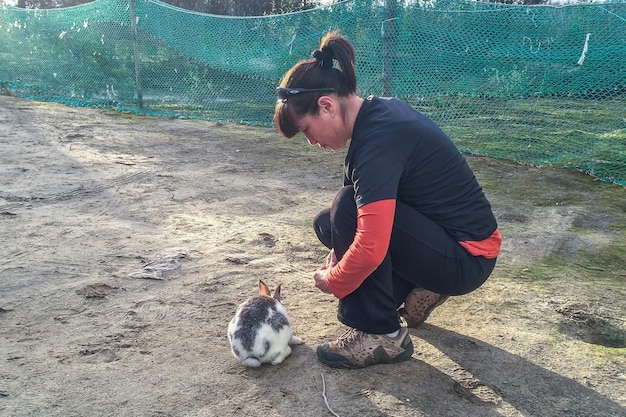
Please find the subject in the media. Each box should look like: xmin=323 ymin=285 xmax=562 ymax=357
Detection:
xmin=325 ymin=199 xmax=396 ymax=299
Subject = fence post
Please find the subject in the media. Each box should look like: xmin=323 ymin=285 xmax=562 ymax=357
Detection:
xmin=129 ymin=0 xmax=143 ymax=108
xmin=382 ymin=0 xmax=397 ymax=97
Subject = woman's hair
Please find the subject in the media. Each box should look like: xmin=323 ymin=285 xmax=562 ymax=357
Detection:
xmin=273 ymin=31 xmax=357 ymax=138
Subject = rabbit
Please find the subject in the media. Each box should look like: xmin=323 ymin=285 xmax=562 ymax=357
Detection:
xmin=227 ymin=280 xmax=303 ymax=367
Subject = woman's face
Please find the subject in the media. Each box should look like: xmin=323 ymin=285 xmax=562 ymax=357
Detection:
xmin=296 ymin=97 xmax=349 ymax=151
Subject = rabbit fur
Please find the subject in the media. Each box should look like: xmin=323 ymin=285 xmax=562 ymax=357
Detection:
xmin=228 ymin=280 xmax=303 ymax=367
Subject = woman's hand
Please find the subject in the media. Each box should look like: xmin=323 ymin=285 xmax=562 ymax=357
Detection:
xmin=313 ymin=249 xmax=337 ymax=294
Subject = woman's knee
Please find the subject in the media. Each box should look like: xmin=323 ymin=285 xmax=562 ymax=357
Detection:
xmin=313 ymin=208 xmax=332 ymax=249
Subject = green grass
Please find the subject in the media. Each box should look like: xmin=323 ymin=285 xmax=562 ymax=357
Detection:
xmin=406 ymin=95 xmax=626 ymax=187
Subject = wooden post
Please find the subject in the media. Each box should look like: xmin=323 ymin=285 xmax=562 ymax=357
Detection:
xmin=129 ymin=0 xmax=143 ymax=108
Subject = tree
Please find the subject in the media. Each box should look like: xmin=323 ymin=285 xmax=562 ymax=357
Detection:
xmin=164 ymin=0 xmax=319 ymax=15
xmin=9 ymin=0 xmax=93 ymax=7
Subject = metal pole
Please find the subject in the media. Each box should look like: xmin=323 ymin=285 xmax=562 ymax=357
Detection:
xmin=129 ymin=0 xmax=143 ymax=108
xmin=382 ymin=0 xmax=397 ymax=97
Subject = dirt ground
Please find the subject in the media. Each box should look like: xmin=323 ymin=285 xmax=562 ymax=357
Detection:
xmin=0 ymin=95 xmax=625 ymax=417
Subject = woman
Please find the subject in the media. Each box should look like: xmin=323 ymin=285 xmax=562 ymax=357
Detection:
xmin=273 ymin=31 xmax=501 ymax=369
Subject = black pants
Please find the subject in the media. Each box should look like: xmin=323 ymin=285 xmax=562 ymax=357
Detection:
xmin=313 ymin=186 xmax=497 ymax=334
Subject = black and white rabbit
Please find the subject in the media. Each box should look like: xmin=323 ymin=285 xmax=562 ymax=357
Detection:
xmin=227 ymin=280 xmax=303 ymax=367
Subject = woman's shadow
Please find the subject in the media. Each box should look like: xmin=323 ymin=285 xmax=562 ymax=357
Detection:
xmin=403 ymin=323 xmax=626 ymax=416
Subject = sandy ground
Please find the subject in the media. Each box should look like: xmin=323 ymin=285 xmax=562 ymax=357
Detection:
xmin=0 ymin=95 xmax=625 ymax=417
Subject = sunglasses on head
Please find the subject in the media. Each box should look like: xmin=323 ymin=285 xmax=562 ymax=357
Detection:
xmin=276 ymin=87 xmax=336 ymax=101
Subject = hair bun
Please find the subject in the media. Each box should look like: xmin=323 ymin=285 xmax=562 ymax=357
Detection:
xmin=312 ymin=47 xmax=333 ymax=69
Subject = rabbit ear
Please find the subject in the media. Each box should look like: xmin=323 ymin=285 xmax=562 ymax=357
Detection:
xmin=273 ymin=284 xmax=282 ymax=302
xmin=258 ymin=280 xmax=271 ymax=297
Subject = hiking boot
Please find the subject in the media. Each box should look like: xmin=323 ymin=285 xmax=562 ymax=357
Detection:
xmin=316 ymin=327 xmax=414 ymax=368
xmin=399 ymin=288 xmax=449 ymax=328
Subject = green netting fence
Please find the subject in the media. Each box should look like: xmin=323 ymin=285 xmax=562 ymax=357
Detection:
xmin=1 ymin=0 xmax=625 ymax=185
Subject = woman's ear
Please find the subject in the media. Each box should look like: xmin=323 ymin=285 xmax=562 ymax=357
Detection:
xmin=317 ymin=96 xmax=336 ymax=115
